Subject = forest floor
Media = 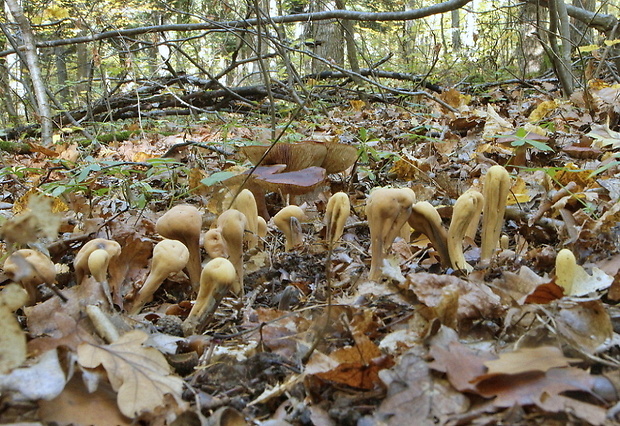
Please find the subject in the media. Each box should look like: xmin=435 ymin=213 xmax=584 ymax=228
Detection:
xmin=1 ymin=80 xmax=620 ymax=425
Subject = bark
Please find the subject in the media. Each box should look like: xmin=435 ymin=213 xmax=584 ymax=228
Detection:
xmin=3 ymin=0 xmax=53 ymax=145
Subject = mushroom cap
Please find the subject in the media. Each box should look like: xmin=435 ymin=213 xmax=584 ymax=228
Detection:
xmin=204 ymin=228 xmax=228 ymax=259
xmin=155 ymin=205 xmax=202 ymax=241
xmin=3 ymin=249 xmax=56 ymax=304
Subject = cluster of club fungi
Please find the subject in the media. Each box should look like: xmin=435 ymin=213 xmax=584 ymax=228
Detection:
xmin=3 ymin=165 xmax=582 ymax=336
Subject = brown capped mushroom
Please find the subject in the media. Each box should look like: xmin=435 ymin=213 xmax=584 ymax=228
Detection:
xmin=129 ymin=239 xmax=190 ymax=314
xmin=182 ymin=258 xmax=237 ymax=336
xmin=273 ymin=205 xmax=306 ymax=251
xmin=156 ymin=205 xmax=203 ymax=292
xmin=366 ymin=187 xmax=416 ymax=281
xmin=3 ymin=249 xmax=56 ymax=305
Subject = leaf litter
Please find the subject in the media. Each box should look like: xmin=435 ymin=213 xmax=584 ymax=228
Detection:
xmin=0 ymin=81 xmax=620 ymax=424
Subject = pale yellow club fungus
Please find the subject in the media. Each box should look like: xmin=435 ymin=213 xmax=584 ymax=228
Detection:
xmin=74 ymin=238 xmax=121 ymax=306
xmin=480 ymin=165 xmax=511 ymax=261
xmin=3 ymin=249 xmax=56 ymax=305
xmin=273 ymin=205 xmax=306 ymax=252
xmin=230 ymin=188 xmax=259 ymax=249
xmin=74 ymin=239 xmax=121 ymax=285
xmin=408 ymin=201 xmax=451 ymax=268
xmin=204 ymin=228 xmax=228 ymax=259
xmin=257 ymin=216 xmax=267 ymax=239
xmin=156 ymin=205 xmax=203 ymax=292
xmin=217 ymin=209 xmax=247 ymax=295
xmin=325 ymin=192 xmax=350 ymax=247
xmin=129 ymin=239 xmax=190 ymax=315
xmin=366 ymin=187 xmax=416 ymax=281
xmin=448 ymin=190 xmax=484 ymax=272
xmin=182 ymin=258 xmax=237 ymax=336
xmin=555 ymin=248 xmax=614 ymax=296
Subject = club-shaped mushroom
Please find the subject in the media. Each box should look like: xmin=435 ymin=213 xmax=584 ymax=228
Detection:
xmin=74 ymin=239 xmax=122 ymax=285
xmin=129 ymin=239 xmax=190 ymax=314
xmin=447 ymin=189 xmax=484 ymax=272
xmin=74 ymin=238 xmax=121 ymax=305
xmin=480 ymin=165 xmax=511 ymax=261
xmin=273 ymin=205 xmax=306 ymax=252
xmin=325 ymin=192 xmax=350 ymax=247
xmin=408 ymin=201 xmax=451 ymax=268
xmin=217 ymin=209 xmax=246 ymax=295
xmin=204 ymin=228 xmax=228 ymax=259
xmin=365 ymin=187 xmax=416 ymax=281
xmin=155 ymin=205 xmax=203 ymax=292
xmin=3 ymin=249 xmax=56 ymax=305
xmin=555 ymin=248 xmax=577 ymax=295
xmin=182 ymin=257 xmax=237 ymax=336
xmin=230 ymin=188 xmax=259 ymax=249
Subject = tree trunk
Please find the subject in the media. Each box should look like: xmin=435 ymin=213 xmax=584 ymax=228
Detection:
xmin=309 ymin=1 xmax=344 ymax=73
xmin=4 ymin=0 xmax=53 ymax=144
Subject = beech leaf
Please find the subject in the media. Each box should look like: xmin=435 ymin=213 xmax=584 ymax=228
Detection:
xmin=77 ymin=330 xmax=186 ymax=418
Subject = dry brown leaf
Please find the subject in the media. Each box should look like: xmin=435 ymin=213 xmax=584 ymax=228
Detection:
xmin=308 ymin=334 xmax=393 ymax=390
xmin=475 ymin=367 xmax=602 ymax=424
xmin=0 ymin=284 xmax=29 ymax=374
xmin=555 ymin=300 xmax=613 ymax=353
xmin=478 ymin=346 xmax=580 ymax=380
xmin=77 ymin=330 xmax=186 ymax=418
xmin=402 ymin=273 xmax=503 ymax=321
xmin=39 ymin=373 xmax=131 ymax=425
xmin=0 ymin=193 xmax=63 ymax=246
xmin=373 ymin=351 xmax=468 ymax=425
xmin=428 ymin=326 xmax=495 ymax=392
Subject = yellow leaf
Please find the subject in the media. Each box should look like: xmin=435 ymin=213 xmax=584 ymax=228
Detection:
xmin=528 ymin=100 xmax=558 ymax=123
xmin=577 ymin=44 xmax=600 ymax=53
xmin=77 ymin=330 xmax=186 ymax=418
xmin=604 ymin=39 xmax=620 ymax=46
xmin=508 ymin=176 xmax=530 ymax=205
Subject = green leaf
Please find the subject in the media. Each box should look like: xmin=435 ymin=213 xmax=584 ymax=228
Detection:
xmin=201 ymin=171 xmax=237 ymax=187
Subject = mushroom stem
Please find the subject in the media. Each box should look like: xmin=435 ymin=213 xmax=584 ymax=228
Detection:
xmin=325 ymin=192 xmax=350 ymax=247
xmin=182 ymin=258 xmax=237 ymax=336
xmin=87 ymin=249 xmax=114 ymax=306
xmin=408 ymin=201 xmax=451 ymax=268
xmin=155 ymin=205 xmax=203 ymax=292
xmin=129 ymin=239 xmax=190 ymax=314
xmin=448 ymin=190 xmax=484 ymax=272
xmin=273 ymin=205 xmax=306 ymax=252
xmin=480 ymin=165 xmax=511 ymax=261
xmin=217 ymin=209 xmax=247 ymax=296
xmin=365 ymin=187 xmax=416 ymax=281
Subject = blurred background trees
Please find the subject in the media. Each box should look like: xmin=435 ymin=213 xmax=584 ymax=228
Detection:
xmin=0 ymin=0 xmax=618 ymax=139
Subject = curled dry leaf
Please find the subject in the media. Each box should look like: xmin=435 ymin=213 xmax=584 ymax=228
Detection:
xmin=77 ymin=329 xmax=186 ymax=418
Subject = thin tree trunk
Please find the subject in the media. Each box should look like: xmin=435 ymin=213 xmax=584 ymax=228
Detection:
xmin=4 ymin=0 xmax=53 ymax=145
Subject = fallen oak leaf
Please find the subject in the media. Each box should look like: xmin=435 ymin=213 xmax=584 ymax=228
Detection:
xmin=0 ymin=284 xmax=29 ymax=374
xmin=77 ymin=329 xmax=186 ymax=418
